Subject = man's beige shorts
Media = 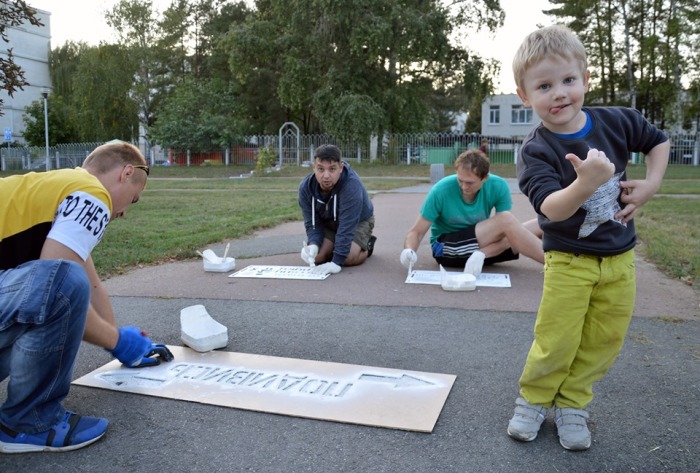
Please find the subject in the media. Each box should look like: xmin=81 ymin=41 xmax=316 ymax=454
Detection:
xmin=323 ymin=216 xmax=375 ymax=250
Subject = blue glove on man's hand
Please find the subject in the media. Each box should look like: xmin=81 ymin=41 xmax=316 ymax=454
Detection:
xmin=109 ymin=326 xmax=174 ymax=368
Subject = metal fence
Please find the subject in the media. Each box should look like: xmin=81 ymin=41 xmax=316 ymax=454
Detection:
xmin=2 ymin=132 xmax=698 ymax=171
xmin=0 ymin=142 xmax=99 ymax=172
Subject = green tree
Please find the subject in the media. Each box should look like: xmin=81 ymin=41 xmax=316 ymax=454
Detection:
xmin=150 ymin=79 xmax=241 ymax=150
xmin=39 ymin=42 xmax=139 ymax=144
xmin=106 ymin=0 xmax=166 ymax=147
xmin=0 ymin=0 xmax=43 ymax=114
xmin=200 ymin=1 xmax=252 ymax=81
xmin=545 ymin=0 xmax=620 ymax=105
xmin=49 ymin=41 xmax=86 ymax=100
xmin=225 ymin=0 xmax=504 ymax=139
xmin=151 ymin=1 xmax=253 ymax=144
xmin=685 ymin=79 xmax=700 ymax=130
xmin=106 ymin=0 xmax=249 ymax=148
xmin=29 ymin=42 xmax=87 ymax=144
xmin=453 ymin=55 xmax=500 ymax=133
xmin=158 ymin=0 xmax=191 ymax=82
xmin=545 ymin=0 xmax=700 ymax=130
xmin=22 ymin=94 xmax=79 ymax=146
xmin=71 ymin=44 xmax=139 ymax=142
xmin=158 ymin=0 xmax=237 ymax=81
xmin=662 ymin=0 xmax=699 ymax=129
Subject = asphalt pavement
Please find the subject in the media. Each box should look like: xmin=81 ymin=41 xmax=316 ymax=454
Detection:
xmin=2 ymin=182 xmax=699 ymax=473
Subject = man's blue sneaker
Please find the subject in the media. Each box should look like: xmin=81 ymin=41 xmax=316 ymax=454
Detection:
xmin=0 ymin=411 xmax=108 ymax=453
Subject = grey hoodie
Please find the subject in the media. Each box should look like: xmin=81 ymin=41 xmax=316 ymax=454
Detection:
xmin=298 ymin=162 xmax=373 ymax=266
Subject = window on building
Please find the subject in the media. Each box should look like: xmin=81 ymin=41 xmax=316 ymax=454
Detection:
xmin=511 ymin=105 xmax=532 ymax=124
xmin=489 ymin=106 xmax=500 ymax=124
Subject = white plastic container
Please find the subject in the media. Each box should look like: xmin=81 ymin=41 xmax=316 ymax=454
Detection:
xmin=200 ymin=248 xmax=236 ymax=272
xmin=440 ymin=265 xmax=477 ymax=291
xmin=180 ymin=304 xmax=228 ymax=352
xmin=203 ymin=256 xmax=236 ymax=273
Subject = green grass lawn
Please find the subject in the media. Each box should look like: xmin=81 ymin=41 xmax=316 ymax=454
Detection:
xmin=94 ymin=174 xmax=425 ymax=277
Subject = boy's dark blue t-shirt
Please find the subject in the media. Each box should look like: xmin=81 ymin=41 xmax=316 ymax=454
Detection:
xmin=517 ymin=106 xmax=668 ymax=256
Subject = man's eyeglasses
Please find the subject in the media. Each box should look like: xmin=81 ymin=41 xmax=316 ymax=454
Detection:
xmin=132 ymin=164 xmax=150 ymax=176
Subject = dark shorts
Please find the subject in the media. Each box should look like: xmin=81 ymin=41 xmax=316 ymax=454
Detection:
xmin=431 ymin=225 xmax=519 ymax=268
xmin=323 ymin=216 xmax=375 ymax=250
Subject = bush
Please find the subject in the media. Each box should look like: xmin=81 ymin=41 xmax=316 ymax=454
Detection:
xmin=255 ymin=146 xmax=278 ymax=174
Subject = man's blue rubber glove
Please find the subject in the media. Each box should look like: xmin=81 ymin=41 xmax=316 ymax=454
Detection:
xmin=109 ymin=326 xmax=174 ymax=368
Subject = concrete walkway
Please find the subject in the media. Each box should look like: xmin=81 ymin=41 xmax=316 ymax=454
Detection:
xmin=103 ymin=184 xmax=699 ymax=320
xmin=2 ymin=182 xmax=698 ymax=473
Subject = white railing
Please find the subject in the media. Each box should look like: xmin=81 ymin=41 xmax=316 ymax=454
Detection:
xmin=2 ymin=132 xmax=698 ymax=171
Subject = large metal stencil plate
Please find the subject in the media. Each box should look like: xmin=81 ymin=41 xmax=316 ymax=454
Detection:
xmin=229 ymin=265 xmax=330 ymax=280
xmin=74 ymin=346 xmax=455 ymax=432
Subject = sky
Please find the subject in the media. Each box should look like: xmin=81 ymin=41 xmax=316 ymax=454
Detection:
xmin=29 ymin=0 xmax=553 ymax=94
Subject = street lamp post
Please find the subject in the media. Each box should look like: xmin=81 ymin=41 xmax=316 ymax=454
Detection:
xmin=41 ymin=88 xmax=49 ymax=171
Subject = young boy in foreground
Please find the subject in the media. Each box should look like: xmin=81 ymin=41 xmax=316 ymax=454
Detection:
xmin=508 ymin=25 xmax=669 ymax=451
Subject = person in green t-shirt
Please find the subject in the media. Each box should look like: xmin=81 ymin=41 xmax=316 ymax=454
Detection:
xmin=400 ymin=149 xmax=544 ymax=275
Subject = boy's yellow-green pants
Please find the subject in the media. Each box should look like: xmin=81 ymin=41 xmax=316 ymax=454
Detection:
xmin=519 ymin=249 xmax=636 ymax=409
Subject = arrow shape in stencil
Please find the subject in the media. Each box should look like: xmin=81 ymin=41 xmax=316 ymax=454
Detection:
xmin=358 ymin=373 xmax=435 ymax=389
xmin=97 ymin=371 xmax=169 ymax=389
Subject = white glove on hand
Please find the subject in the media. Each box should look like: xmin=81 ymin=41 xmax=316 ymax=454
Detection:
xmin=464 ymin=250 xmax=485 ymax=277
xmin=311 ymin=262 xmax=341 ymax=275
xmin=400 ymin=248 xmax=418 ymax=268
xmin=301 ymin=243 xmax=319 ymax=266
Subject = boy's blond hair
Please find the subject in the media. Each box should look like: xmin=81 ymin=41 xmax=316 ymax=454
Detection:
xmin=512 ymin=25 xmax=588 ymax=90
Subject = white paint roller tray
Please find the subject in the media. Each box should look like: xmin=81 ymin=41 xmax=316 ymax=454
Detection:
xmin=180 ymin=304 xmax=229 ymax=352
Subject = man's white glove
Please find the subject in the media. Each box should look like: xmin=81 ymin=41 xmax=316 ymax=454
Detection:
xmin=464 ymin=250 xmax=485 ymax=277
xmin=400 ymin=249 xmax=418 ymax=268
xmin=301 ymin=243 xmax=319 ymax=266
xmin=311 ymin=262 xmax=341 ymax=275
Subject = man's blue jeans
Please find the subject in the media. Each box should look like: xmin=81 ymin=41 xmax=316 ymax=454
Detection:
xmin=0 ymin=260 xmax=90 ymax=433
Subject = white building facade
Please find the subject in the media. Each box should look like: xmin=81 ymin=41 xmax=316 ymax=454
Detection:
xmin=481 ymin=93 xmax=540 ymax=139
xmin=0 ymin=7 xmax=51 ymax=144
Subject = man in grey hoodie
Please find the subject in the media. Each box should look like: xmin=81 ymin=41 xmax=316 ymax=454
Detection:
xmin=298 ymin=144 xmax=375 ymax=275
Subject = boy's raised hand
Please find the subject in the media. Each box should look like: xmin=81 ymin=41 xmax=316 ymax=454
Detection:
xmin=565 ymin=148 xmax=615 ymax=191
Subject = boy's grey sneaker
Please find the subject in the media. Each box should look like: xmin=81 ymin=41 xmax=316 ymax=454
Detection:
xmin=507 ymin=397 xmax=548 ymax=441
xmin=555 ymin=407 xmax=591 ymax=451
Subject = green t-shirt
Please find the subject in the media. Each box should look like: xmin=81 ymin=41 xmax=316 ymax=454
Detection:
xmin=420 ymin=174 xmax=512 ymax=243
